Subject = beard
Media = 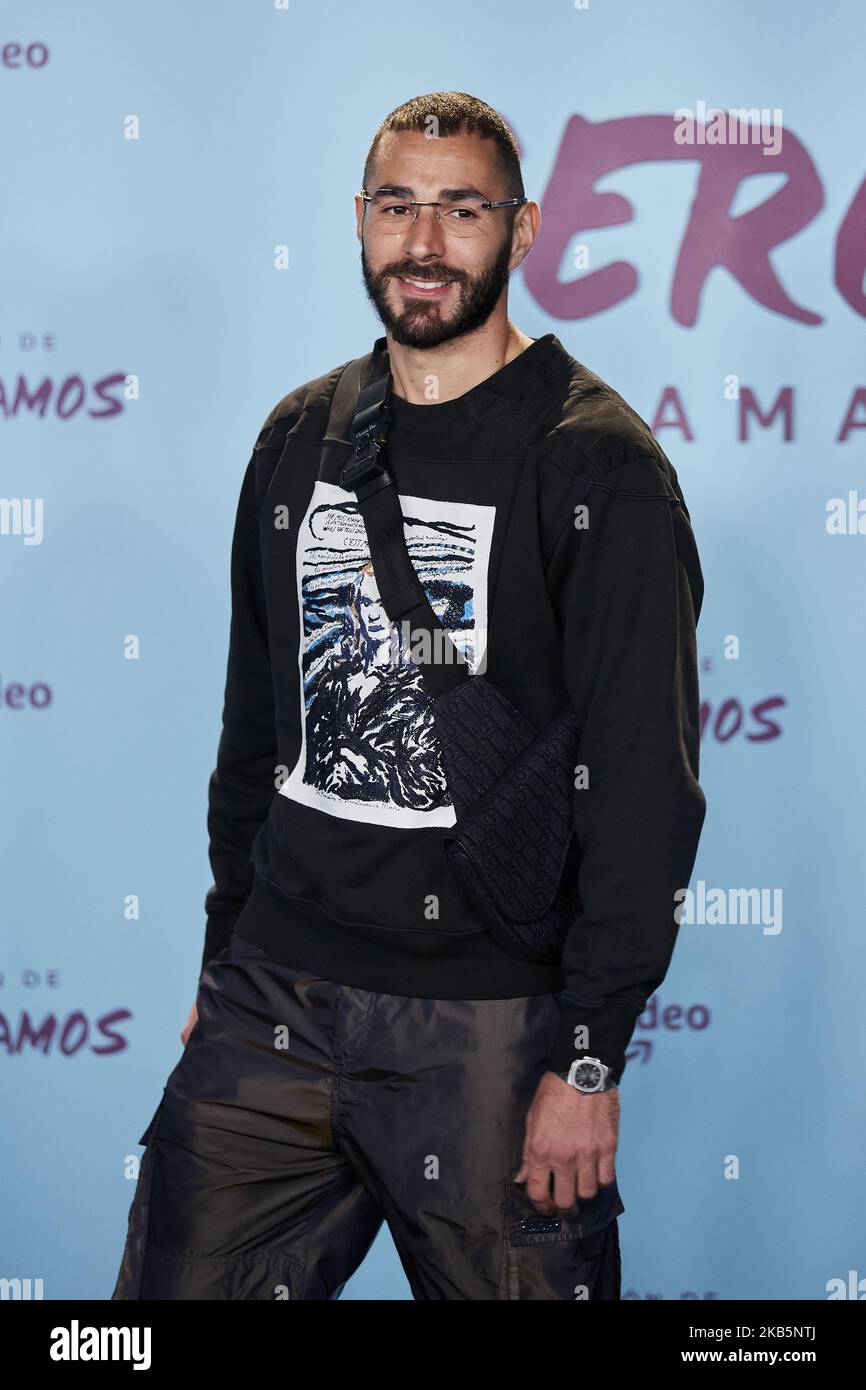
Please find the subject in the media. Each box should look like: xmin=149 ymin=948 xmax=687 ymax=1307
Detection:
xmin=360 ymin=231 xmax=514 ymax=349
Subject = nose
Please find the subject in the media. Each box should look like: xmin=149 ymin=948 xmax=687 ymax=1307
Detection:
xmin=401 ymin=203 xmax=447 ymax=260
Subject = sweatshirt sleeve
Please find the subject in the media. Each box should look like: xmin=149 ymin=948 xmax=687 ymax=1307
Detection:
xmin=201 ymin=448 xmax=278 ymax=973
xmin=542 ymin=454 xmax=707 ymax=1084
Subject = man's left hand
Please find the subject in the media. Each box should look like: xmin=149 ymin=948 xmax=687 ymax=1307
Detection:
xmin=513 ymin=1070 xmax=620 ymax=1215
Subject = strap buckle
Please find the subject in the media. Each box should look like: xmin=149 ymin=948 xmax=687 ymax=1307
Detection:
xmin=340 ymin=376 xmax=393 ymax=493
xmin=340 ymin=425 xmax=388 ymax=493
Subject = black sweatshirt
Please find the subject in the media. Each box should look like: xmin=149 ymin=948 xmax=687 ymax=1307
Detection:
xmin=202 ymin=332 xmax=706 ymax=1085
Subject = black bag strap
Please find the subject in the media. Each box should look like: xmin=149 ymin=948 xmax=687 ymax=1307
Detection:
xmin=326 ymin=358 xmax=582 ymax=758
xmin=335 ymin=371 xmax=471 ymax=699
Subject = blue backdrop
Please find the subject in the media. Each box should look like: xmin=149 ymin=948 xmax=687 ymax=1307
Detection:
xmin=3 ymin=0 xmax=864 ymax=1301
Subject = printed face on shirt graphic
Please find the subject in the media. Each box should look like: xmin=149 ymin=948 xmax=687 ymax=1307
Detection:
xmin=356 ymin=129 xmax=537 ymax=350
xmin=355 ymin=567 xmax=392 ymax=668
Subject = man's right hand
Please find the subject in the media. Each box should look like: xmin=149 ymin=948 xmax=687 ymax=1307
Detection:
xmin=180 ymin=1000 xmax=199 ymax=1046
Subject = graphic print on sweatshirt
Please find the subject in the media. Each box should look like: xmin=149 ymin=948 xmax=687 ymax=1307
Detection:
xmin=279 ymin=479 xmax=495 ymax=829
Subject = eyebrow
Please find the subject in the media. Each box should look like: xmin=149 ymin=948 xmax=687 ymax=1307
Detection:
xmin=372 ymin=184 xmax=488 ymax=200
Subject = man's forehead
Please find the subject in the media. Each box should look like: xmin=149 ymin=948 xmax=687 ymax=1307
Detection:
xmin=371 ymin=129 xmax=500 ymax=188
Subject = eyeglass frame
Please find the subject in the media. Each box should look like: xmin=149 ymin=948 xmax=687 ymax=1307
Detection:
xmin=359 ymin=187 xmax=528 ymax=229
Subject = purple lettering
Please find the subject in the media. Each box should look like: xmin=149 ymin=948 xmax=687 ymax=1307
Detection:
xmin=835 ymin=175 xmax=866 ymax=317
xmin=89 ymin=372 xmax=127 ymax=419
xmin=746 ymin=696 xmax=786 ymax=742
xmin=16 ymin=1011 xmax=56 ymax=1054
xmin=651 ymin=387 xmax=695 ymax=440
xmin=92 ymin=1009 xmax=132 ymax=1055
xmin=523 ymin=114 xmax=823 ymax=326
xmin=12 ymin=376 xmax=52 ymax=417
xmin=714 ymin=698 xmax=744 ymax=742
xmin=738 ymin=386 xmax=794 ymax=441
xmin=59 ymin=1011 xmax=89 ymax=1055
xmin=56 ymin=374 xmax=86 ymax=419
xmin=837 ymin=388 xmax=866 ymax=441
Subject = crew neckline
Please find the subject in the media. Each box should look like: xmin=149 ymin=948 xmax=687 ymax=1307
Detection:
xmin=370 ymin=332 xmax=565 ymax=432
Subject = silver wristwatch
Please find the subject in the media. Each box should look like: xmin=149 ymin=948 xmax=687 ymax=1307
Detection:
xmin=559 ymin=1056 xmax=617 ymax=1093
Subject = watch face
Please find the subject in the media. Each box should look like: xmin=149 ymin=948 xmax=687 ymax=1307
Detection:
xmin=572 ymin=1061 xmax=602 ymax=1090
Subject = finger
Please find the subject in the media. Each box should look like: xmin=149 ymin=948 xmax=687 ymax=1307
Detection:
xmin=524 ymin=1166 xmax=557 ymax=1214
xmin=551 ymin=1168 xmax=578 ymax=1213
xmin=597 ymin=1147 xmax=617 ymax=1187
xmin=575 ymin=1156 xmax=599 ymax=1201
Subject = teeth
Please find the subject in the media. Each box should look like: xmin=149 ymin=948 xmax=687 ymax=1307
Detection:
xmin=402 ymin=277 xmax=448 ymax=287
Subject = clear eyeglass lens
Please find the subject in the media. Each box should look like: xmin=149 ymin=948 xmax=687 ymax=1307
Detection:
xmin=367 ymin=195 xmax=486 ymax=237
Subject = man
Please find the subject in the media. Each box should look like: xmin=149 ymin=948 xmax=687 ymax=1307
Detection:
xmin=112 ymin=92 xmax=706 ymax=1301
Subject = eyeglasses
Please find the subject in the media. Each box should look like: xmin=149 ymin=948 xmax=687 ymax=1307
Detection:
xmin=360 ymin=187 xmax=527 ymax=239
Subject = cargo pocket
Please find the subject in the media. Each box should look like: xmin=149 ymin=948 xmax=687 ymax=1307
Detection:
xmin=138 ymin=1091 xmax=166 ymax=1147
xmin=501 ymin=1177 xmax=624 ymax=1300
xmin=113 ymin=1088 xmax=305 ymax=1300
xmin=111 ymin=1091 xmax=167 ymax=1300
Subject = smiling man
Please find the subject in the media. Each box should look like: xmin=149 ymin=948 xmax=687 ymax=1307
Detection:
xmin=112 ymin=91 xmax=706 ymax=1302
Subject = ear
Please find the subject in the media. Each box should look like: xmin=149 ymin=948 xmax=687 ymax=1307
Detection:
xmin=509 ymin=200 xmax=541 ymax=271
